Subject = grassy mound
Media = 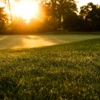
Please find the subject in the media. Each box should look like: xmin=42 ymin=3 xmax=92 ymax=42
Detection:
xmin=0 ymin=38 xmax=100 ymax=100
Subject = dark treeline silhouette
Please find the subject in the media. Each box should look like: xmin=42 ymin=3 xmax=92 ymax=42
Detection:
xmin=0 ymin=7 xmax=8 ymax=34
xmin=0 ymin=1 xmax=100 ymax=34
xmin=80 ymin=3 xmax=100 ymax=31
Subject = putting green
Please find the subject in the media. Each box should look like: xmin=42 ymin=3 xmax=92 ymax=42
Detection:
xmin=0 ymin=35 xmax=100 ymax=49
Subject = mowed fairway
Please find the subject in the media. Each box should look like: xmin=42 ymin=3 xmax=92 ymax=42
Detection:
xmin=0 ymin=37 xmax=100 ymax=99
xmin=0 ymin=34 xmax=100 ymax=49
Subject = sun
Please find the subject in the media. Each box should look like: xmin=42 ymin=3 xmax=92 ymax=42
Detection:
xmin=12 ymin=1 xmax=39 ymax=23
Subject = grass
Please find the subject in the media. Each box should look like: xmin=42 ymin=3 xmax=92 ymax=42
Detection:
xmin=39 ymin=31 xmax=100 ymax=35
xmin=0 ymin=38 xmax=100 ymax=100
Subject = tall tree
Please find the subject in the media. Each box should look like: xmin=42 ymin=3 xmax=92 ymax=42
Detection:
xmin=40 ymin=0 xmax=77 ymax=30
xmin=80 ymin=2 xmax=100 ymax=31
xmin=0 ymin=7 xmax=8 ymax=34
xmin=63 ymin=12 xmax=84 ymax=31
xmin=57 ymin=0 xmax=77 ymax=26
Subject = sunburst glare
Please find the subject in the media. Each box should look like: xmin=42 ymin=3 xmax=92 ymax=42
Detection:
xmin=12 ymin=1 xmax=39 ymax=23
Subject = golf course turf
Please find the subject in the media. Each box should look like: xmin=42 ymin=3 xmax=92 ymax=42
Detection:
xmin=0 ymin=34 xmax=100 ymax=49
xmin=0 ymin=38 xmax=100 ymax=100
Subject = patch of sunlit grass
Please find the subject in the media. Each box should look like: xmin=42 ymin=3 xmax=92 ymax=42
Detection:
xmin=0 ymin=38 xmax=100 ymax=99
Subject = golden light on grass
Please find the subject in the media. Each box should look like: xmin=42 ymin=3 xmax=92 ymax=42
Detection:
xmin=0 ymin=35 xmax=100 ymax=49
xmin=12 ymin=1 xmax=39 ymax=23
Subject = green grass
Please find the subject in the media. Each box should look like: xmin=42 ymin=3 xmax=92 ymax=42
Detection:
xmin=39 ymin=31 xmax=100 ymax=35
xmin=0 ymin=38 xmax=100 ymax=100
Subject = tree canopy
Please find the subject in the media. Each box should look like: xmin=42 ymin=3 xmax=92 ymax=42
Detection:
xmin=79 ymin=3 xmax=100 ymax=31
xmin=0 ymin=7 xmax=8 ymax=33
xmin=0 ymin=1 xmax=100 ymax=34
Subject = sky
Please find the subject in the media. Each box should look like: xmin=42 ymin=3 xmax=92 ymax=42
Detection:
xmin=0 ymin=0 xmax=100 ymax=8
xmin=77 ymin=0 xmax=100 ymax=8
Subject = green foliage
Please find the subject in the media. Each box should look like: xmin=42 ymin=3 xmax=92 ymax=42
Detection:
xmin=1 ymin=1 xmax=100 ymax=34
xmin=0 ymin=8 xmax=8 ymax=34
xmin=80 ymin=2 xmax=100 ymax=31
xmin=0 ymin=38 xmax=100 ymax=99
xmin=11 ymin=17 xmax=28 ymax=34
xmin=63 ymin=12 xmax=82 ymax=31
xmin=40 ymin=0 xmax=77 ymax=30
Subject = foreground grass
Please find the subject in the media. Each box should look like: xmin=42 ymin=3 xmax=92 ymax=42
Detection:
xmin=0 ymin=38 xmax=100 ymax=100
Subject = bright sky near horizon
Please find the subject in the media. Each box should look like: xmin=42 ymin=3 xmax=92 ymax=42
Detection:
xmin=77 ymin=0 xmax=100 ymax=8
xmin=0 ymin=0 xmax=100 ymax=8
xmin=0 ymin=0 xmax=100 ymax=23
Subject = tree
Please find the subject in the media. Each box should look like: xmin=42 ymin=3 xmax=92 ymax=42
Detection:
xmin=56 ymin=0 xmax=77 ymax=27
xmin=0 ymin=7 xmax=8 ymax=34
xmin=63 ymin=12 xmax=84 ymax=31
xmin=40 ymin=0 xmax=77 ymax=31
xmin=80 ymin=3 xmax=100 ymax=31
xmin=39 ymin=0 xmax=59 ymax=31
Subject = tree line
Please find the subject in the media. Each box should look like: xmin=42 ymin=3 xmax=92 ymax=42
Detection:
xmin=0 ymin=0 xmax=100 ymax=34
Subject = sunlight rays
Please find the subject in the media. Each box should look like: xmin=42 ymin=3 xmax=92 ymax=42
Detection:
xmin=0 ymin=35 xmax=100 ymax=49
xmin=11 ymin=1 xmax=40 ymax=23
